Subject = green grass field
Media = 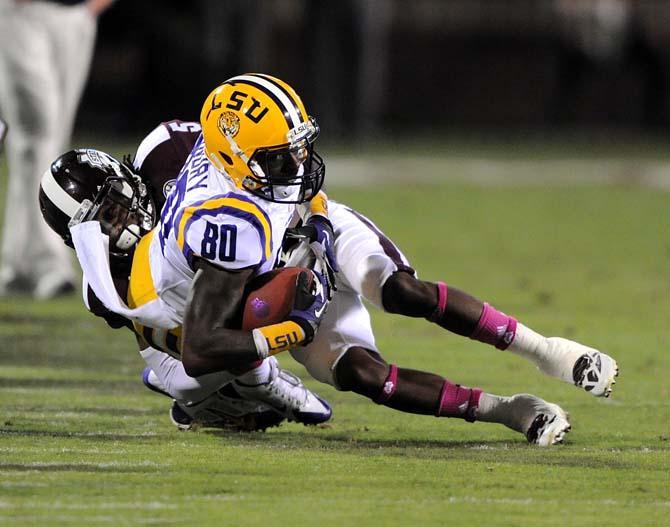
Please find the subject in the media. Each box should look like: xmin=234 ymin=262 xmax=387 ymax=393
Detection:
xmin=1 ymin=151 xmax=669 ymax=526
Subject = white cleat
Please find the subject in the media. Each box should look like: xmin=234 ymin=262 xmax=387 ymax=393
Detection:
xmin=571 ymin=350 xmax=619 ymax=398
xmin=545 ymin=338 xmax=619 ymax=398
xmin=233 ymin=359 xmax=332 ymax=426
xmin=179 ymin=385 xmax=286 ymax=432
xmin=141 ymin=367 xmax=285 ymax=432
xmin=503 ymin=394 xmax=571 ymax=446
xmin=525 ymin=403 xmax=571 ymax=446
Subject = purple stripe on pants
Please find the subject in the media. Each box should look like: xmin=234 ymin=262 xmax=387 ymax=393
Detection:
xmin=345 ymin=207 xmax=415 ymax=275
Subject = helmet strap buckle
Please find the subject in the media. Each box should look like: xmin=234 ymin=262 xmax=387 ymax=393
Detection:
xmin=68 ymin=199 xmax=95 ymax=230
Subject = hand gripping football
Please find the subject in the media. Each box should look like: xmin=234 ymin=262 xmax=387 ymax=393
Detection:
xmin=242 ymin=267 xmax=314 ymax=330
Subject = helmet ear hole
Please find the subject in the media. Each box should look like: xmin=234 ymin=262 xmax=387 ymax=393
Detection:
xmin=218 ymin=151 xmax=233 ymax=165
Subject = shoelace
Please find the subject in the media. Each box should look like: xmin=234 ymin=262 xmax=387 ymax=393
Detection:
xmin=269 ymin=379 xmax=306 ymax=407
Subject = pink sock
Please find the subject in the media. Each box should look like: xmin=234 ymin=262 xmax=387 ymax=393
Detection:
xmin=436 ymin=380 xmax=482 ymax=422
xmin=470 ymin=303 xmax=517 ymax=350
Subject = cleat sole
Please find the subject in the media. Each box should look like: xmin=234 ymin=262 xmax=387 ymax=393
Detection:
xmin=574 ymin=352 xmax=619 ymax=398
xmin=528 ymin=405 xmax=571 ymax=447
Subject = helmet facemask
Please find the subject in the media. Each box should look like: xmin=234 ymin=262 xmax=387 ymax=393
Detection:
xmin=246 ymin=140 xmax=324 ymax=204
xmin=68 ymin=169 xmax=155 ymax=258
xmin=240 ymin=117 xmax=325 ymax=204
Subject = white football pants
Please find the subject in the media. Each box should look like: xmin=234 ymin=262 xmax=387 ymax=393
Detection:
xmin=289 ymin=201 xmax=416 ymax=387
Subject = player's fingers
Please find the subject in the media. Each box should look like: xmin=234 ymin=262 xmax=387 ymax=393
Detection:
xmin=293 ymin=271 xmax=318 ymax=310
xmin=326 ymin=247 xmax=339 ymax=272
xmin=323 ymin=263 xmax=336 ymax=298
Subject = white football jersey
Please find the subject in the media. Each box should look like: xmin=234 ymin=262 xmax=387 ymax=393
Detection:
xmin=147 ymin=134 xmax=297 ymax=320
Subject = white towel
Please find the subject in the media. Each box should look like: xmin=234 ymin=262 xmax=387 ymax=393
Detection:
xmin=70 ymin=221 xmax=180 ymax=329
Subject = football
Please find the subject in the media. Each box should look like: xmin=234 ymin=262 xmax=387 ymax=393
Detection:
xmin=241 ymin=267 xmax=313 ymax=330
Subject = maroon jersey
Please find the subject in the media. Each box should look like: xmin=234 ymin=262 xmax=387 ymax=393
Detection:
xmin=132 ymin=120 xmax=201 ymax=212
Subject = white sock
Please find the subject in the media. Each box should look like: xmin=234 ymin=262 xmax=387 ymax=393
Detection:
xmin=476 ymin=393 xmax=540 ymax=434
xmin=235 ymin=357 xmax=275 ymax=386
xmin=147 ymin=369 xmax=168 ymax=393
xmin=507 ymin=324 xmax=577 ymax=383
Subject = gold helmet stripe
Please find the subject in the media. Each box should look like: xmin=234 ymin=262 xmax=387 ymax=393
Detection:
xmin=227 ymin=74 xmax=301 ymax=130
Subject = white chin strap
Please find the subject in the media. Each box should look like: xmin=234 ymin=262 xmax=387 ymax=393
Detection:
xmin=116 ymin=224 xmax=140 ymax=251
xmin=273 ymin=163 xmax=304 ymax=200
xmin=221 ymin=132 xmax=305 ymax=201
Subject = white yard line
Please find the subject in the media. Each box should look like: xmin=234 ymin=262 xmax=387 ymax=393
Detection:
xmin=0 ymin=460 xmax=166 ymax=469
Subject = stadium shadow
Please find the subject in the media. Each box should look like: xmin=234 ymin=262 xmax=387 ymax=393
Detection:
xmin=204 ymin=428 xmax=519 ymax=451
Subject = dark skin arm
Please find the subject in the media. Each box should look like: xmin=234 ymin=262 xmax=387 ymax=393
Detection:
xmin=181 ymin=257 xmax=259 ymax=377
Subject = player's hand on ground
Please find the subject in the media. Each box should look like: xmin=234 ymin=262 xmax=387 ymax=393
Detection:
xmin=286 ymin=216 xmax=338 ymax=291
xmin=288 ymin=270 xmax=330 ymax=344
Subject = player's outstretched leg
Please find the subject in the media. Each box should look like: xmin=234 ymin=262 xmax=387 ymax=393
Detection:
xmin=232 ymin=356 xmax=332 ymax=425
xmin=381 ymin=271 xmax=618 ymax=397
xmin=335 ymin=347 xmax=570 ymax=446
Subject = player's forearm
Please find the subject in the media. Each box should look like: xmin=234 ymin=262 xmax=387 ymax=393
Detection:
xmin=181 ymin=329 xmax=258 ymax=377
xmin=182 ymin=318 xmax=311 ymax=376
xmin=182 ymin=262 xmax=258 ymax=375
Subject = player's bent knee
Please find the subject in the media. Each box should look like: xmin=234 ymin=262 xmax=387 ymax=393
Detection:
xmin=381 ymin=271 xmax=435 ymax=318
xmin=335 ymin=347 xmax=388 ymax=397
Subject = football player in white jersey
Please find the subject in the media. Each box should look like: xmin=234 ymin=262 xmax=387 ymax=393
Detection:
xmin=130 ymin=75 xmax=335 ymax=428
xmin=42 ymin=73 xmax=618 ymax=445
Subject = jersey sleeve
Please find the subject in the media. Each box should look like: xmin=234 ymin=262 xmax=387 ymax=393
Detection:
xmin=133 ymin=121 xmax=201 ymax=212
xmin=177 ymin=197 xmax=273 ymax=271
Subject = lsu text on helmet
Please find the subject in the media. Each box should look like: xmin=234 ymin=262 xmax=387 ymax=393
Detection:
xmin=39 ymin=149 xmax=156 ymax=258
xmin=200 ymin=73 xmax=325 ymax=204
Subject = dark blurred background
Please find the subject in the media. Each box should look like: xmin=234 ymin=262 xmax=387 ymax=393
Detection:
xmin=81 ymin=0 xmax=670 ymax=143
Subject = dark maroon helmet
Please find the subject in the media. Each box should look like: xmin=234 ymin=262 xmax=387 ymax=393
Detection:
xmin=39 ymin=149 xmax=155 ymax=258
